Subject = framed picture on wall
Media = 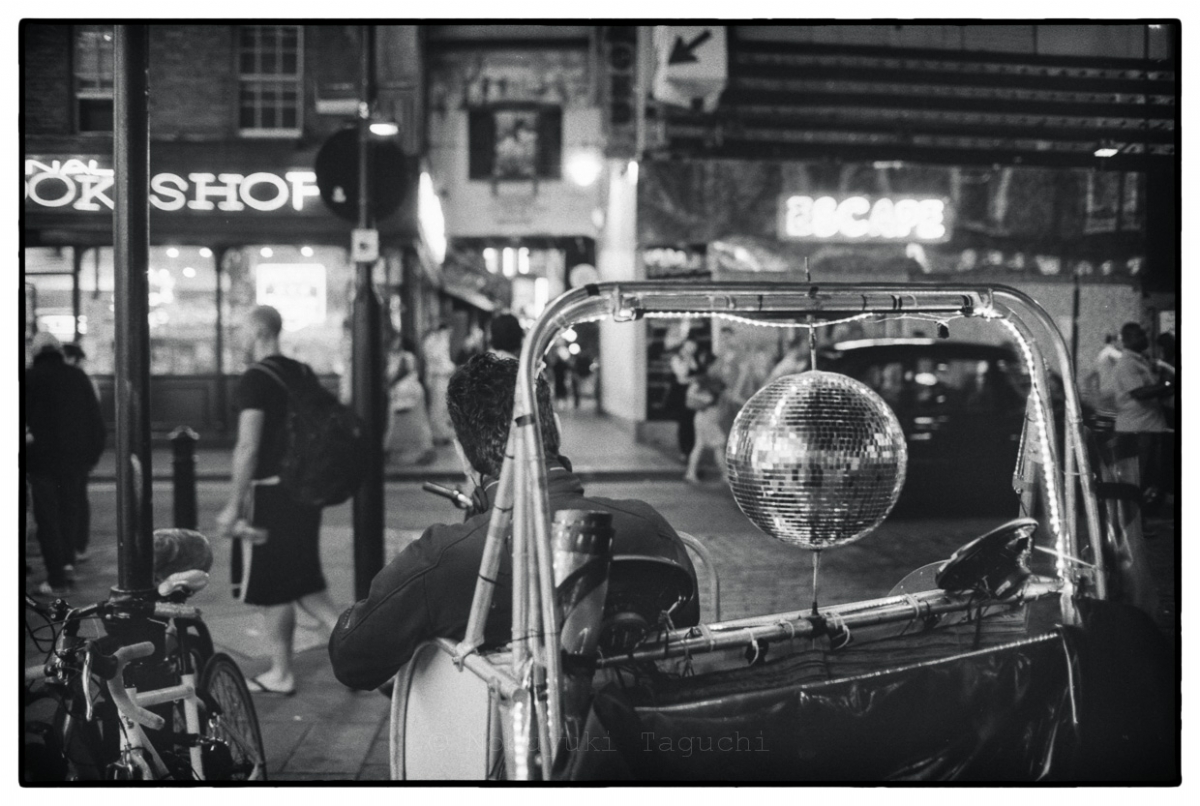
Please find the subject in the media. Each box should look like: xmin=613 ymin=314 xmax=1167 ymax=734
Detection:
xmin=468 ymin=104 xmax=563 ymax=181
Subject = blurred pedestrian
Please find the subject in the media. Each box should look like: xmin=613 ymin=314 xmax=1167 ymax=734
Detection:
xmin=549 ymin=345 xmax=571 ymax=410
xmin=668 ymin=338 xmax=703 ymax=460
xmin=1112 ymin=322 xmax=1174 ymax=522
xmin=1084 ymin=334 xmax=1124 ymax=417
xmin=385 ymin=340 xmax=436 ymax=466
xmin=25 ymin=332 xmax=106 ymax=595
xmin=767 ymin=335 xmax=810 ymax=383
xmin=568 ymin=347 xmax=593 ymax=409
xmin=423 ymin=324 xmax=456 ymax=445
xmin=684 ymin=348 xmax=729 ymax=485
xmin=216 ymin=305 xmax=341 ymax=696
xmin=59 ymin=342 xmax=102 ymax=561
xmin=488 ymin=313 xmax=524 ymax=362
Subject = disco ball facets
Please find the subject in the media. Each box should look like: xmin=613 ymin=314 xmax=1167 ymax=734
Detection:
xmin=726 ymin=371 xmax=908 ymax=550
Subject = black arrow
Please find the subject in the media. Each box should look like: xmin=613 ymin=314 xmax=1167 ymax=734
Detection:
xmin=668 ymin=29 xmax=713 ymax=65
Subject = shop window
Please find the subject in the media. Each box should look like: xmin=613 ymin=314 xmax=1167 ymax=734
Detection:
xmin=24 ymin=247 xmax=77 ymax=361
xmin=237 ymin=25 xmax=303 ymax=137
xmin=220 ymin=245 xmax=353 ymax=375
xmin=78 ymin=246 xmax=219 ymax=376
xmin=468 ymin=105 xmax=563 ymax=181
xmin=74 ymin=24 xmax=114 ymax=133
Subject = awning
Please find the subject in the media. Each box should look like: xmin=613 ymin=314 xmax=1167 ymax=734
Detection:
xmin=440 ymin=283 xmax=495 ymax=313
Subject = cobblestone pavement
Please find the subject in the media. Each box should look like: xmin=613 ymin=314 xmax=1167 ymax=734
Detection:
xmin=25 ymin=477 xmax=1177 ymax=781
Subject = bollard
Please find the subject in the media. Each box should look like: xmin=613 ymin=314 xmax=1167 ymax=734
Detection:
xmin=170 ymin=426 xmax=199 ymax=529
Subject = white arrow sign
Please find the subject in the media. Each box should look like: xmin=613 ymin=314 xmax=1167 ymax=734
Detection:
xmin=653 ymin=25 xmax=727 ymax=111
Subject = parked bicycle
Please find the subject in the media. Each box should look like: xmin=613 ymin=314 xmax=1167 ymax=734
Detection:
xmin=23 ymin=531 xmax=267 ymax=782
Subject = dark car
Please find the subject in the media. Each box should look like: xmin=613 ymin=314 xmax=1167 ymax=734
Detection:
xmin=820 ymin=338 xmax=1028 ymax=514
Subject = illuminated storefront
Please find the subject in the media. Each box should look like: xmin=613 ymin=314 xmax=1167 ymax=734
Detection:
xmin=23 ymin=143 xmax=425 ymax=439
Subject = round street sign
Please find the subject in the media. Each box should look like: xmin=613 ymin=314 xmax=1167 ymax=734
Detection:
xmin=314 ymin=128 xmax=410 ymax=223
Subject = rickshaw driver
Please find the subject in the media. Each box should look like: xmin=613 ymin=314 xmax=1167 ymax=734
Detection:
xmin=329 ymin=353 xmax=701 ymax=692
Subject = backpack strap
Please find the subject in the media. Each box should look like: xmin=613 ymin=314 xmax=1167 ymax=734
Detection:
xmin=249 ymin=357 xmax=295 ymax=398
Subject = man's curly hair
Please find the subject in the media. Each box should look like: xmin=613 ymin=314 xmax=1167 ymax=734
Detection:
xmin=446 ymin=352 xmax=560 ymax=478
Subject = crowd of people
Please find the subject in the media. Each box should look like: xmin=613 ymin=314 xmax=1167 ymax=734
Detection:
xmin=664 ymin=326 xmax=810 ymax=485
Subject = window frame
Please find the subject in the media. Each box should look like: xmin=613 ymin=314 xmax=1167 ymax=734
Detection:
xmin=236 ymin=24 xmax=304 ymax=139
xmin=73 ymin=24 xmax=114 ymax=134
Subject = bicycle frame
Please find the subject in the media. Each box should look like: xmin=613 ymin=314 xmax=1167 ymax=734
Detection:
xmin=424 ymin=281 xmax=1107 ymax=780
xmin=26 ymin=600 xmax=226 ymax=781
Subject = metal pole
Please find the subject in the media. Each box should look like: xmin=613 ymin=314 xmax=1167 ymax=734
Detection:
xmin=352 ymin=25 xmax=385 ymax=600
xmin=112 ymin=25 xmax=154 ymax=595
xmin=170 ymin=426 xmax=199 ymax=529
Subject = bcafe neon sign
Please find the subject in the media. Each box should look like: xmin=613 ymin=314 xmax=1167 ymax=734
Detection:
xmin=24 ymin=157 xmax=321 ymax=214
xmin=778 ymin=194 xmax=953 ymax=243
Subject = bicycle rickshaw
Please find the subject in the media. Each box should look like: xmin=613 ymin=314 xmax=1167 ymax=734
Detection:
xmin=390 ymin=280 xmax=1175 ymax=782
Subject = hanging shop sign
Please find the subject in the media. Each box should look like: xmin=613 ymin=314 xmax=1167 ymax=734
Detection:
xmin=24 ymin=156 xmax=322 ymax=215
xmin=778 ymin=194 xmax=954 ymax=244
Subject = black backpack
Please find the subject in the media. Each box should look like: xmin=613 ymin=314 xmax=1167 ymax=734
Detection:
xmin=252 ymin=358 xmax=367 ymax=508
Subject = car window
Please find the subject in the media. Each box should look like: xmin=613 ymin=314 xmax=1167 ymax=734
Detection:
xmin=843 ymin=354 xmax=1025 ymax=414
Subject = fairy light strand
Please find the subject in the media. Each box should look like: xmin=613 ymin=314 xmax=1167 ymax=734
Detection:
xmin=991 ymin=316 xmax=1068 ymax=576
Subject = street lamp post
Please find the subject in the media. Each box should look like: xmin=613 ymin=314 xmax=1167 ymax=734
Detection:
xmin=112 ymin=24 xmax=155 ymax=596
xmin=352 ymin=25 xmax=386 ymax=600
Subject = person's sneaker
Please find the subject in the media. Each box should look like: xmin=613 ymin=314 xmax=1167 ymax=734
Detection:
xmin=74 ymin=549 xmax=91 ymax=564
xmin=63 ymin=564 xmax=77 ymax=582
xmin=36 ymin=580 xmax=72 ymax=597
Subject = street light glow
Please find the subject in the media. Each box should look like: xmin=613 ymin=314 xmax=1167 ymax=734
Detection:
xmin=369 ymin=121 xmax=400 ymax=136
xmin=565 ymin=149 xmax=603 ymax=187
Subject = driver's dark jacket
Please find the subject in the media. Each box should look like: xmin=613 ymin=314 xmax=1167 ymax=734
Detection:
xmin=328 ymin=461 xmax=700 ymax=691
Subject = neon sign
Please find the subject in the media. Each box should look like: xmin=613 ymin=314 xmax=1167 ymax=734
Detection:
xmin=24 ymin=157 xmax=321 ymax=214
xmin=778 ymin=194 xmax=953 ymax=243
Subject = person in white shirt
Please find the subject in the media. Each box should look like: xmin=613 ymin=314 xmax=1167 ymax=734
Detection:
xmin=1112 ymin=322 xmax=1173 ymax=518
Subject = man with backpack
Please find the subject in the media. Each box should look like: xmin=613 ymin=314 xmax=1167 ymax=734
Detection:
xmin=216 ymin=305 xmax=344 ymax=696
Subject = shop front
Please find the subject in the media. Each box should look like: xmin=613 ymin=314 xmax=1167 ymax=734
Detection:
xmin=23 ymin=141 xmax=425 ymax=443
xmin=636 ymin=158 xmax=1157 ymax=446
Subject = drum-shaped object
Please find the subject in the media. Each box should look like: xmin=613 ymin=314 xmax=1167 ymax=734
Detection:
xmin=726 ymin=371 xmax=907 ymax=550
xmin=390 ymin=642 xmax=497 ymax=780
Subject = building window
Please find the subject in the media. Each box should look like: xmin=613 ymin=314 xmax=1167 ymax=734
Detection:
xmin=220 ymin=245 xmax=353 ymax=375
xmin=238 ymin=25 xmax=302 ymax=138
xmin=74 ymin=25 xmax=113 ymax=133
xmin=468 ymin=105 xmax=563 ymax=181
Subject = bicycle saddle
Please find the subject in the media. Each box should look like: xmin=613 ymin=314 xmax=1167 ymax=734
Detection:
xmin=153 ymin=528 xmax=213 ymax=582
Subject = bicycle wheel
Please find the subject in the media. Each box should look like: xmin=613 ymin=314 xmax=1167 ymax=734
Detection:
xmin=198 ymin=654 xmax=267 ymax=781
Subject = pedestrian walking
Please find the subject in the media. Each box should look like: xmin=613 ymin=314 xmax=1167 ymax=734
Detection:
xmin=684 ymin=348 xmax=730 ymax=485
xmin=1084 ymin=334 xmax=1124 ymax=417
xmin=767 ymin=335 xmax=810 ymax=383
xmin=1111 ymin=322 xmax=1174 ymax=523
xmin=216 ymin=305 xmax=342 ymax=696
xmin=384 ymin=340 xmax=436 ymax=466
xmin=568 ymin=347 xmax=593 ymax=409
xmin=59 ymin=342 xmax=102 ymax=561
xmin=668 ymin=338 xmax=703 ymax=460
xmin=25 ymin=332 xmax=106 ymax=595
xmin=549 ymin=345 xmax=571 ymax=410
xmin=423 ymin=324 xmax=456 ymax=445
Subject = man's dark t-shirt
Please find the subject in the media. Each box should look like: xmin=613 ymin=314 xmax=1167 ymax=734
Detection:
xmin=236 ymin=354 xmax=307 ymax=480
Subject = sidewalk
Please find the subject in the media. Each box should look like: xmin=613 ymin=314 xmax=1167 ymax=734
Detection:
xmin=26 ymin=406 xmax=691 ymax=781
xmin=91 ymin=406 xmax=687 ymax=483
